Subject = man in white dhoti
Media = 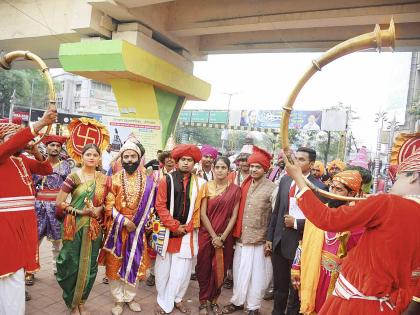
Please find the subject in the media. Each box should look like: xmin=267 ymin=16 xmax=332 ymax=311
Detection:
xmin=222 ymin=146 xmax=276 ymax=315
xmin=153 ymin=144 xmax=205 ymax=315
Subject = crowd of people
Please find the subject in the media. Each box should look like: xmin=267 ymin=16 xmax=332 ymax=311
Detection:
xmin=0 ymin=108 xmax=419 ymax=315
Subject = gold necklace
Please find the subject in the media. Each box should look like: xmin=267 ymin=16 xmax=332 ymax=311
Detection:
xmin=214 ymin=180 xmax=228 ymax=195
xmin=81 ymin=170 xmax=97 ymax=206
xmin=121 ymin=169 xmax=143 ymax=208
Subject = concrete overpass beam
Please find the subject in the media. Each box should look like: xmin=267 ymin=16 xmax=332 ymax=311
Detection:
xmin=116 ymin=0 xmax=176 ymax=8
xmin=200 ymin=22 xmax=420 ymax=53
xmin=167 ymin=0 xmax=420 ymax=36
xmin=89 ymin=0 xmax=207 ymax=61
xmin=112 ymin=23 xmax=194 ymax=73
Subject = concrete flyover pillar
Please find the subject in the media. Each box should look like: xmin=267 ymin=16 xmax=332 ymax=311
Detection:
xmin=59 ymin=39 xmax=211 ymax=149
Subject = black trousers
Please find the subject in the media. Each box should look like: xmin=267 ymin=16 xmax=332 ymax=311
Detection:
xmin=271 ymin=244 xmax=300 ymax=315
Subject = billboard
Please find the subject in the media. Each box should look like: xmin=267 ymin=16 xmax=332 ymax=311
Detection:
xmin=190 ymin=111 xmax=210 ymax=123
xmin=235 ymin=110 xmax=323 ymax=130
xmin=30 ymin=109 xmax=91 ymax=124
xmin=209 ymin=111 xmax=228 ymax=124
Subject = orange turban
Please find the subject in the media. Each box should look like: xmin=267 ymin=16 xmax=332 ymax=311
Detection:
xmin=333 ymin=170 xmax=362 ymax=193
xmin=0 ymin=123 xmax=22 ymax=139
xmin=328 ymin=159 xmax=346 ymax=172
xmin=248 ymin=146 xmax=272 ymax=171
xmin=172 ymin=144 xmax=202 ymax=163
xmin=397 ymin=148 xmax=420 ymax=174
xmin=313 ymin=160 xmax=325 ymax=176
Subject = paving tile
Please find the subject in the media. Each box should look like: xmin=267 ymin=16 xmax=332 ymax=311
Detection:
xmin=26 ymin=241 xmax=274 ymax=315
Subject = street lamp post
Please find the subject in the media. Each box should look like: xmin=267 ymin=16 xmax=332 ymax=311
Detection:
xmin=0 ymin=91 xmax=3 ymax=118
xmin=383 ymin=116 xmax=399 ymax=192
xmin=372 ymin=111 xmax=387 ymax=193
xmin=9 ymin=89 xmax=16 ymax=122
xmin=221 ymin=92 xmax=238 ymax=152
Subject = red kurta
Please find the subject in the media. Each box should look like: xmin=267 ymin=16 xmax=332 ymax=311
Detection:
xmin=0 ymin=127 xmax=52 ymax=277
xmin=297 ymin=190 xmax=420 ymax=314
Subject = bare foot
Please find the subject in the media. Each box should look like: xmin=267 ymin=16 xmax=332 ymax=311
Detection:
xmin=69 ymin=307 xmax=80 ymax=315
xmin=78 ymin=304 xmax=91 ymax=315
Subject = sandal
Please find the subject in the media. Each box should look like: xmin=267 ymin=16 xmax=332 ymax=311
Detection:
xmin=175 ymin=301 xmax=191 ymax=314
xmin=210 ymin=303 xmax=222 ymax=315
xmin=102 ymin=277 xmax=109 ymax=284
xmin=222 ymin=303 xmax=244 ymax=314
xmin=25 ymin=273 xmax=34 ymax=286
xmin=199 ymin=303 xmax=209 ymax=315
xmin=154 ymin=305 xmax=167 ymax=315
xmin=223 ymin=278 xmax=233 ymax=289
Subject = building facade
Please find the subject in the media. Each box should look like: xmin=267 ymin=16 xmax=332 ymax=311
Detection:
xmin=403 ymin=52 xmax=420 ymax=132
xmin=54 ymin=72 xmax=120 ymax=117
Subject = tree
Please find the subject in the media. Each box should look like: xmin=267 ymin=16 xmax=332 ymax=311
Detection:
xmin=287 ymin=128 xmax=341 ymax=163
xmin=0 ymin=69 xmax=49 ymax=118
xmin=226 ymin=130 xmax=247 ymax=152
xmin=175 ymin=124 xmax=222 ymax=148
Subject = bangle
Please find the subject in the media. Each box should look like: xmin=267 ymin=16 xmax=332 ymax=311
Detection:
xmin=60 ymin=202 xmax=69 ymax=211
xmin=64 ymin=205 xmax=71 ymax=214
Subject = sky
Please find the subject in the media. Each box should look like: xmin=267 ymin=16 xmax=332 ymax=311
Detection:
xmin=185 ymin=51 xmax=412 ymax=151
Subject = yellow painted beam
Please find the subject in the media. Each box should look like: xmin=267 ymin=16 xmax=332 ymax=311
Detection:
xmin=110 ymin=79 xmax=160 ymax=119
xmin=60 ymin=40 xmax=211 ymax=101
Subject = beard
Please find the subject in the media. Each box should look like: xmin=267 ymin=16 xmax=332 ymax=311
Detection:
xmin=327 ymin=198 xmax=348 ymax=208
xmin=122 ymin=160 xmax=140 ymax=174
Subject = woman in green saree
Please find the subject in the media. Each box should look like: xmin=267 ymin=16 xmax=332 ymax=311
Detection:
xmin=55 ymin=144 xmax=110 ymax=315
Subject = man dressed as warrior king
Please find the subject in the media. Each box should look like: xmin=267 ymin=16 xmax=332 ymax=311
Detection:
xmin=103 ymin=141 xmax=156 ymax=315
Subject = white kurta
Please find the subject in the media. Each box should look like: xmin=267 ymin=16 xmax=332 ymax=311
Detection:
xmin=0 ymin=268 xmax=25 ymax=315
xmin=155 ymin=252 xmax=193 ymax=313
xmin=231 ymin=243 xmax=272 ymax=311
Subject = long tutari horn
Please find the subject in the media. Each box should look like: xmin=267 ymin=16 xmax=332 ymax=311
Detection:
xmin=281 ymin=19 xmax=395 ymax=201
xmin=0 ymin=50 xmax=57 ymax=145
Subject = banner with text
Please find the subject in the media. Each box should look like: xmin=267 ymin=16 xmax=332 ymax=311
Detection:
xmin=101 ymin=116 xmax=162 ymax=162
xmin=179 ymin=109 xmax=323 ymax=130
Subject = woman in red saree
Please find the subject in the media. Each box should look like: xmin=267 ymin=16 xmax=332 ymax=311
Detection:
xmin=196 ymin=157 xmax=241 ymax=315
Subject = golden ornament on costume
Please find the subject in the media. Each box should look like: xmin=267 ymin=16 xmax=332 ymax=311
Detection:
xmin=66 ymin=117 xmax=109 ymax=164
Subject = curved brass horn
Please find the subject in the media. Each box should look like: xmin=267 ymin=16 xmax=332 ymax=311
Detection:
xmin=0 ymin=50 xmax=56 ymax=145
xmin=281 ymin=19 xmax=395 ymax=201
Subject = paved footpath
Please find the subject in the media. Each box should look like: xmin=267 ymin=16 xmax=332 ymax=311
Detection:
xmin=26 ymin=241 xmax=273 ymax=315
